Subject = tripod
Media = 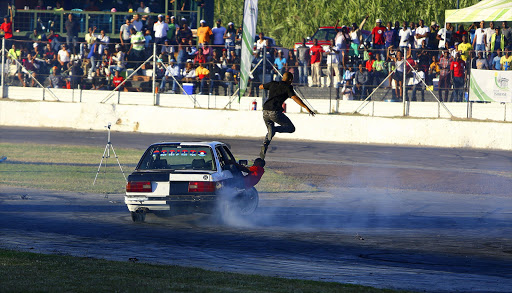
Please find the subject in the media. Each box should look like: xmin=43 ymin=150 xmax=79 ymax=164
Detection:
xmin=93 ymin=123 xmax=127 ymax=185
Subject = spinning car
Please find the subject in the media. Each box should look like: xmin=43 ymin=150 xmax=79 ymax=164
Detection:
xmin=125 ymin=141 xmax=258 ymax=222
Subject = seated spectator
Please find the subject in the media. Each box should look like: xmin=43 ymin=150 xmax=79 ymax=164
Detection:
xmin=428 ymin=55 xmax=440 ymax=85
xmin=58 ymin=44 xmax=71 ymax=70
xmin=182 ymin=60 xmax=197 ymax=83
xmin=410 ymin=64 xmax=425 ymax=102
xmin=43 ymin=43 xmax=57 ymax=69
xmin=491 ymin=48 xmax=502 ymax=70
xmin=160 ymin=59 xmax=181 ymax=93
xmin=501 ymin=49 xmax=512 ymax=70
xmin=475 ymin=51 xmax=488 ymax=70
xmin=112 ymin=70 xmax=124 ymax=90
xmin=144 ymin=29 xmax=153 ymax=50
xmin=91 ymin=68 xmax=106 ymax=90
xmin=18 ymin=54 xmax=39 ymax=87
xmin=187 ymin=39 xmax=198 ymax=58
xmin=48 ymin=66 xmax=63 ymax=88
xmin=111 ymin=44 xmax=126 ymax=72
xmin=196 ymin=63 xmax=210 ymax=94
xmin=224 ymin=63 xmax=239 ymax=96
xmin=194 ymin=47 xmax=207 ymax=64
xmin=97 ymin=30 xmax=110 ymax=56
xmin=372 ymin=52 xmax=386 ymax=86
xmin=137 ymin=1 xmax=151 ymax=14
xmin=353 ymin=63 xmax=369 ymax=100
xmin=159 ymin=39 xmax=174 ymax=63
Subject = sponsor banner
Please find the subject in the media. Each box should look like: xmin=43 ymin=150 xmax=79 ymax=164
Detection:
xmin=469 ymin=69 xmax=512 ymax=103
xmin=239 ymin=0 xmax=258 ymax=100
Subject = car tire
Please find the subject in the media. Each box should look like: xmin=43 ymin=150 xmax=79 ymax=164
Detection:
xmin=235 ymin=187 xmax=259 ymax=215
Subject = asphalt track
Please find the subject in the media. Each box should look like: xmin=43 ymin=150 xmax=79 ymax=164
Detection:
xmin=1 ymin=126 xmax=512 ymax=292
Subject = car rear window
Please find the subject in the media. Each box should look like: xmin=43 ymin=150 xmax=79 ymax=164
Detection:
xmin=137 ymin=145 xmax=216 ymax=171
xmin=312 ymin=29 xmax=336 ymax=41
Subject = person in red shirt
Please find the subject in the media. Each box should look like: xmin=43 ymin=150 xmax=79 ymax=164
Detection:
xmin=238 ymin=158 xmax=265 ymax=189
xmin=0 ymin=5 xmax=13 ymax=47
xmin=309 ymin=38 xmax=323 ymax=87
xmin=112 ymin=70 xmax=124 ymax=90
xmin=371 ymin=19 xmax=386 ymax=54
xmin=450 ymin=52 xmax=466 ymax=102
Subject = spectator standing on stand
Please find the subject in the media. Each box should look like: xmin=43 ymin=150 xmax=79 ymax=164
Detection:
xmin=371 ymin=19 xmax=386 ymax=55
xmin=485 ymin=22 xmax=495 ymax=54
xmin=490 ymin=28 xmax=504 ymax=55
xmin=398 ymin=21 xmax=412 ymax=52
xmin=450 ymin=53 xmax=466 ymax=102
xmin=410 ymin=64 xmax=425 ymax=102
xmin=273 ymin=50 xmax=286 ymax=81
xmin=128 ymin=27 xmax=145 ymax=70
xmin=414 ymin=19 xmax=430 ymax=55
xmin=438 ymin=50 xmax=452 ymax=102
xmin=256 ymin=32 xmax=268 ymax=51
xmin=349 ymin=15 xmax=369 ymax=60
xmin=458 ymin=35 xmax=473 ymax=61
xmin=501 ymin=22 xmax=512 ymax=49
xmin=212 ymin=19 xmax=226 ymax=54
xmin=176 ymin=19 xmax=193 ymax=44
xmin=428 ymin=21 xmax=439 ymax=50
xmin=120 ymin=17 xmax=133 ymax=51
xmin=296 ymin=38 xmax=309 ymax=86
xmin=166 ymin=16 xmax=177 ymax=44
xmin=97 ymin=30 xmax=110 ymax=56
xmin=197 ymin=20 xmax=213 ymax=46
xmin=154 ymin=14 xmax=169 ymax=49
xmin=334 ymin=20 xmax=351 ymax=69
xmin=310 ymin=38 xmax=323 ymax=87
xmin=224 ymin=22 xmax=236 ymax=55
xmin=384 ymin=22 xmax=396 ymax=51
xmin=132 ymin=14 xmax=143 ymax=32
xmin=65 ymin=14 xmax=80 ymax=55
xmin=0 ymin=4 xmax=13 ymax=48
xmin=437 ymin=23 xmax=453 ymax=51
xmin=472 ymin=21 xmax=487 ymax=55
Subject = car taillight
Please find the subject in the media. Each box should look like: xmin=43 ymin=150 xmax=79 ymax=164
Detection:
xmin=126 ymin=181 xmax=152 ymax=192
xmin=188 ymin=181 xmax=215 ymax=193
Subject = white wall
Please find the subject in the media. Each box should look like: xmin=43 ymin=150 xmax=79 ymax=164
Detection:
xmin=1 ymin=100 xmax=511 ymax=150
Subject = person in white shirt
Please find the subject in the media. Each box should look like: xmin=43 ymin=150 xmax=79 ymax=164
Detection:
xmin=437 ymin=23 xmax=453 ymax=50
xmin=399 ymin=21 xmax=411 ymax=51
xmin=414 ymin=19 xmax=430 ymax=50
xmin=137 ymin=1 xmax=150 ymax=14
xmin=410 ymin=65 xmax=425 ymax=102
xmin=472 ymin=20 xmax=487 ymax=54
xmin=111 ymin=44 xmax=126 ymax=72
xmin=57 ymin=44 xmax=70 ymax=69
xmin=485 ymin=21 xmax=495 ymax=54
xmin=160 ymin=59 xmax=181 ymax=93
xmin=324 ymin=39 xmax=341 ymax=88
xmin=97 ymin=30 xmax=110 ymax=55
xmin=256 ymin=32 xmax=267 ymax=51
xmin=153 ymin=14 xmax=169 ymax=48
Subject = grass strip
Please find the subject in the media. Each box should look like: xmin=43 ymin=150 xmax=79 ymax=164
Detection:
xmin=0 ymin=249 xmax=408 ymax=293
xmin=0 ymin=143 xmax=317 ymax=194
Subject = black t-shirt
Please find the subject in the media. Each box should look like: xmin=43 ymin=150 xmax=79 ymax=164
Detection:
xmin=262 ymin=81 xmax=294 ymax=111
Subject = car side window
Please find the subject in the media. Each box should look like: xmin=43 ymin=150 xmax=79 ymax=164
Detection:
xmin=222 ymin=146 xmax=236 ymax=164
xmin=216 ymin=147 xmax=227 ymax=170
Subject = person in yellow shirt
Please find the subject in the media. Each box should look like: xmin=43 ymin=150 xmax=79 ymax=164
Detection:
xmin=457 ymin=35 xmax=473 ymax=61
xmin=500 ymin=49 xmax=512 ymax=70
xmin=195 ymin=63 xmax=210 ymax=94
xmin=197 ymin=20 xmax=213 ymax=45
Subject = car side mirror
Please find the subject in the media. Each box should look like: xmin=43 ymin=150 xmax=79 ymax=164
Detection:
xmin=238 ymin=159 xmax=248 ymax=166
xmin=306 ymin=37 xmax=311 ymax=41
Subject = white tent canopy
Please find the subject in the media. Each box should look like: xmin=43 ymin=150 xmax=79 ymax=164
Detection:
xmin=445 ymin=0 xmax=512 ymax=23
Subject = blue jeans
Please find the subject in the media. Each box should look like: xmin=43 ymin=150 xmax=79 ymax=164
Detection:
xmin=298 ymin=60 xmax=308 ymax=85
xmin=160 ymin=75 xmax=181 ymax=92
xmin=199 ymin=78 xmax=208 ymax=94
xmin=66 ymin=35 xmax=78 ymax=53
xmin=475 ymin=44 xmax=486 ymax=54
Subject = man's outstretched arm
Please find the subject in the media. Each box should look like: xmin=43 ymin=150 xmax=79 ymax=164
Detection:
xmin=291 ymin=95 xmax=315 ymax=116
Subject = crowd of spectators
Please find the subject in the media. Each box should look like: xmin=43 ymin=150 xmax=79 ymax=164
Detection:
xmin=1 ymin=1 xmax=512 ymax=101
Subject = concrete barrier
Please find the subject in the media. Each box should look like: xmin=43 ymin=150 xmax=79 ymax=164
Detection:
xmin=1 ymin=100 xmax=511 ymax=150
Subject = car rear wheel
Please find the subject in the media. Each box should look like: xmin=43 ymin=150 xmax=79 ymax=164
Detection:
xmin=235 ymin=187 xmax=259 ymax=215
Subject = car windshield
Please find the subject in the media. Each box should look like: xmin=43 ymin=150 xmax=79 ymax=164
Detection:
xmin=137 ymin=145 xmax=216 ymax=171
xmin=312 ymin=29 xmax=336 ymax=41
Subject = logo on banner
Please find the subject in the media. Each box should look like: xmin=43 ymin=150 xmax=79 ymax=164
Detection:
xmin=495 ymin=72 xmax=509 ymax=90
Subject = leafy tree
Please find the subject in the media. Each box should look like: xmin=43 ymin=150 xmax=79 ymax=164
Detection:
xmin=215 ymin=0 xmax=479 ymax=48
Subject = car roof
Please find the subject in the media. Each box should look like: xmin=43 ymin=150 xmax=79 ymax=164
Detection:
xmin=150 ymin=141 xmax=225 ymax=148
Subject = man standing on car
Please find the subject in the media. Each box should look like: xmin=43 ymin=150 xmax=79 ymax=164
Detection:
xmin=258 ymin=72 xmax=315 ymax=159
